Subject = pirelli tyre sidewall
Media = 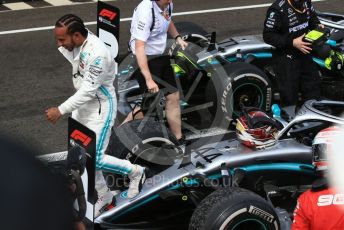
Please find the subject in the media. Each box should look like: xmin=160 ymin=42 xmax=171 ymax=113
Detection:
xmin=189 ymin=187 xmax=280 ymax=230
xmin=207 ymin=62 xmax=272 ymax=122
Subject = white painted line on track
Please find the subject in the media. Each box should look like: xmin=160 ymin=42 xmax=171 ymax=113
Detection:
xmin=0 ymin=0 xmax=326 ymax=35
xmin=44 ymin=0 xmax=73 ymax=6
xmin=3 ymin=2 xmax=33 ymax=10
xmin=0 ymin=25 xmax=55 ymax=34
xmin=38 ymin=151 xmax=68 ymax=162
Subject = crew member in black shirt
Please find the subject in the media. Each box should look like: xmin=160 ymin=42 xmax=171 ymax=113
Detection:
xmin=263 ymin=0 xmax=323 ymax=110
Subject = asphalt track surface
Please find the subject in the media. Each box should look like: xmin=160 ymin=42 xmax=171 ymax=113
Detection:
xmin=0 ymin=0 xmax=343 ymax=155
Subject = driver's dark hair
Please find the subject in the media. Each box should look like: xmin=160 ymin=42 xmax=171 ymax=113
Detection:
xmin=55 ymin=14 xmax=88 ymax=37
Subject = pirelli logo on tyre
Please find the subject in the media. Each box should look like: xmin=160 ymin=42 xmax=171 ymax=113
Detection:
xmin=248 ymin=205 xmax=275 ymax=223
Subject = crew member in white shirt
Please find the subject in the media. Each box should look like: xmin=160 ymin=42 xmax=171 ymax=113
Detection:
xmin=126 ymin=0 xmax=188 ymax=149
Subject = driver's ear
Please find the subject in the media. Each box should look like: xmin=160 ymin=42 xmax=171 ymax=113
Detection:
xmin=72 ymin=32 xmax=83 ymax=42
xmin=73 ymin=31 xmax=80 ymax=38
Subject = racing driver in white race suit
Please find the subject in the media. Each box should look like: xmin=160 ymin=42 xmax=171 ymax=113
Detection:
xmin=45 ymin=14 xmax=146 ymax=217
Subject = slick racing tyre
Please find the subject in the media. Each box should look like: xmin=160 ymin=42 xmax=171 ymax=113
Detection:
xmin=206 ymin=62 xmax=272 ymax=123
xmin=189 ymin=187 xmax=280 ymax=230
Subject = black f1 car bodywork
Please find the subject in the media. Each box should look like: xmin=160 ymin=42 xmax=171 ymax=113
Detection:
xmin=39 ymin=99 xmax=344 ymax=229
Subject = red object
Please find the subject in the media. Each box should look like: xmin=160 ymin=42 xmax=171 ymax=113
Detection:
xmin=70 ymin=130 xmax=92 ymax=147
xmin=292 ymin=188 xmax=344 ymax=230
xmin=107 ymin=204 xmax=115 ymax=210
xmin=99 ymin=9 xmax=117 ymax=20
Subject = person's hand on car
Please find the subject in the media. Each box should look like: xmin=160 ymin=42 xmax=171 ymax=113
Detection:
xmin=318 ymin=24 xmax=325 ymax=29
xmin=293 ymin=34 xmax=312 ymax=54
xmin=176 ymin=36 xmax=188 ymax=50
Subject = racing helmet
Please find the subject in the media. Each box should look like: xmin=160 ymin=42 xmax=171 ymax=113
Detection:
xmin=312 ymin=126 xmax=344 ymax=172
xmin=236 ymin=109 xmax=281 ymax=148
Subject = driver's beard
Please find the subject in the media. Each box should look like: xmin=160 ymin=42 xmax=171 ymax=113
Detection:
xmin=67 ymin=39 xmax=77 ymax=51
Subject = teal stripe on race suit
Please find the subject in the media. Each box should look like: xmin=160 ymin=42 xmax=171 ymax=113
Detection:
xmin=96 ymin=86 xmax=131 ymax=174
xmin=101 ymin=163 xmax=131 ymax=175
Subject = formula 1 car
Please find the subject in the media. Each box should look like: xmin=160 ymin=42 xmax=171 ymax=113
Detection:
xmin=99 ymin=99 xmax=344 ymax=229
xmin=38 ymin=95 xmax=344 ymax=229
xmin=38 ymin=100 xmax=344 ymax=230
xmin=117 ymin=30 xmax=272 ymax=133
xmin=116 ymin=12 xmax=344 ymax=135
xmin=40 ymin=5 xmax=344 ymax=227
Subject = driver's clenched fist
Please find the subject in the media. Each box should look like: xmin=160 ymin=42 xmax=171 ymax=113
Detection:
xmin=45 ymin=107 xmax=61 ymax=124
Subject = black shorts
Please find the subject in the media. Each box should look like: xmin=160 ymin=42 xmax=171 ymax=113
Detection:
xmin=134 ymin=55 xmax=178 ymax=95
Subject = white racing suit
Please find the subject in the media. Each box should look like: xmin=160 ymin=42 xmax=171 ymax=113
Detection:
xmin=58 ymin=31 xmax=134 ymax=196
